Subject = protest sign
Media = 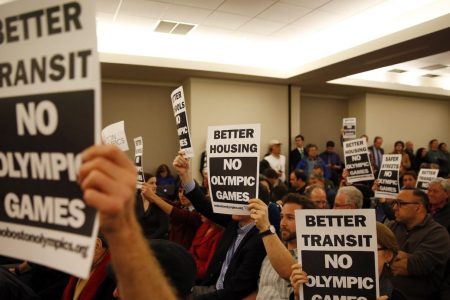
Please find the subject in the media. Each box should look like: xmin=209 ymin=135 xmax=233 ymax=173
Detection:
xmin=375 ymin=154 xmax=401 ymax=199
xmin=296 ymin=209 xmax=379 ymax=300
xmin=0 ymin=0 xmax=100 ymax=278
xmin=343 ymin=118 xmax=356 ymax=139
xmin=207 ymin=124 xmax=260 ymax=215
xmin=343 ymin=138 xmax=374 ymax=183
xmin=101 ymin=120 xmax=129 ymax=151
xmin=134 ymin=137 xmax=145 ymax=189
xmin=416 ymin=169 xmax=439 ymax=191
xmin=171 ymin=86 xmax=194 ymax=158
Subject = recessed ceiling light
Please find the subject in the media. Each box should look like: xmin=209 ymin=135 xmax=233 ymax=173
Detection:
xmin=421 ymin=64 xmax=447 ymax=70
xmin=154 ymin=20 xmax=196 ymax=35
xmin=388 ymin=69 xmax=407 ymax=73
xmin=422 ymin=74 xmax=440 ymax=78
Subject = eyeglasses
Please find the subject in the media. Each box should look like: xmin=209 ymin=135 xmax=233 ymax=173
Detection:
xmin=391 ymin=200 xmax=421 ymax=207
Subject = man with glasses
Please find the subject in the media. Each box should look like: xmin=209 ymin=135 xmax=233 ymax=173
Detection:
xmin=333 ymin=186 xmax=363 ymax=209
xmin=388 ymin=189 xmax=450 ymax=300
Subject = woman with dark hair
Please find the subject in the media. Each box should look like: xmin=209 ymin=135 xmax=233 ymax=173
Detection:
xmin=136 ymin=175 xmax=169 ymax=240
xmin=156 ymin=164 xmax=176 ymax=186
xmin=391 ymin=141 xmax=411 ymax=176
xmin=415 ymin=147 xmax=428 ymax=172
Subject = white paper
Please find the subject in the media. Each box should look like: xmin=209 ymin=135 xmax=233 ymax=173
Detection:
xmin=102 ymin=121 xmax=129 ymax=151
xmin=343 ymin=117 xmax=356 ymax=139
xmin=296 ymin=209 xmax=379 ymax=300
xmin=171 ymin=86 xmax=194 ymax=158
xmin=343 ymin=138 xmax=375 ymax=183
xmin=134 ymin=136 xmax=145 ymax=189
xmin=375 ymin=154 xmax=402 ymax=199
xmin=416 ymin=169 xmax=439 ymax=191
xmin=0 ymin=0 xmax=100 ymax=278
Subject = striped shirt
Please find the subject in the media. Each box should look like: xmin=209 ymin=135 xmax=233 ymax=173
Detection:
xmin=256 ymin=249 xmax=297 ymax=300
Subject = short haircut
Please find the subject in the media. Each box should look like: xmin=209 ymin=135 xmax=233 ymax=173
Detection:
xmin=394 ymin=141 xmax=404 ymax=148
xmin=337 ymin=186 xmax=363 ymax=208
xmin=429 ymin=177 xmax=450 ymax=193
xmin=326 ymin=140 xmax=335 ymax=147
xmin=411 ymin=189 xmax=429 ymax=212
xmin=295 ymin=134 xmax=304 ymax=141
xmin=263 ymin=168 xmax=279 ymax=179
xmin=402 ymin=170 xmax=417 ymax=180
xmin=283 ymin=193 xmax=315 ymax=209
xmin=429 ymin=139 xmax=438 ymax=146
xmin=373 ymin=136 xmax=382 ymax=143
xmin=305 ymin=184 xmax=326 ymax=199
xmin=272 ymin=185 xmax=288 ymax=201
xmin=293 ymin=169 xmax=307 ymax=182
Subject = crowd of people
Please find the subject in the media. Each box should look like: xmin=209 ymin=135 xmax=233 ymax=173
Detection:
xmin=0 ymin=134 xmax=449 ymax=300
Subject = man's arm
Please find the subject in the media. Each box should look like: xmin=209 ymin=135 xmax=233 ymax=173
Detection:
xmin=248 ymin=199 xmax=295 ymax=280
xmin=79 ymin=145 xmax=176 ymax=300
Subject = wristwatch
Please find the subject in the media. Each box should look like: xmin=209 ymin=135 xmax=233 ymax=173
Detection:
xmin=259 ymin=225 xmax=276 ymax=238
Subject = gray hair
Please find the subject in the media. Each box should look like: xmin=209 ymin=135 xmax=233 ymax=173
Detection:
xmin=429 ymin=177 xmax=450 ymax=193
xmin=337 ymin=186 xmax=363 ymax=208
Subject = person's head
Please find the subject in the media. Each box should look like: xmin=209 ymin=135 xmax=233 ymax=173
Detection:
xmin=360 ymin=134 xmax=369 ymax=143
xmin=311 ymin=165 xmax=324 ymax=177
xmin=295 ymin=134 xmax=304 ymax=148
xmin=429 ymin=139 xmax=439 ymax=150
xmin=272 ymin=185 xmax=289 ymax=203
xmin=177 ymin=186 xmax=191 ymax=207
xmin=392 ymin=189 xmax=428 ymax=227
xmin=156 ymin=164 xmax=171 ymax=179
xmin=376 ymin=222 xmax=399 ymax=275
xmin=231 ymin=214 xmax=252 ymax=225
xmin=334 ymin=186 xmax=363 ymax=209
xmin=290 ymin=169 xmax=307 ymax=189
xmin=308 ymin=173 xmax=325 ymax=187
xmin=427 ymin=177 xmax=449 ymax=210
xmin=394 ymin=141 xmax=404 ymax=152
xmin=263 ymin=168 xmax=279 ymax=187
xmin=305 ymin=184 xmax=327 ymax=209
xmin=373 ymin=136 xmax=383 ymax=149
xmin=402 ymin=171 xmax=417 ymax=189
xmin=280 ymin=194 xmax=315 ymax=245
xmin=146 ymin=174 xmax=157 ymax=193
xmin=307 ymin=144 xmax=318 ymax=159
xmin=439 ymin=142 xmax=448 ymax=152
xmin=416 ymin=147 xmax=427 ymax=158
xmin=93 ymin=234 xmax=108 ymax=269
xmin=326 ymin=141 xmax=335 ymax=152
xmin=110 ymin=239 xmax=196 ymax=300
xmin=269 ymin=140 xmax=282 ymax=155
xmin=259 ymin=176 xmax=272 ymax=193
xmin=202 ymin=169 xmax=209 ymax=190
xmin=405 ymin=141 xmax=414 ymax=151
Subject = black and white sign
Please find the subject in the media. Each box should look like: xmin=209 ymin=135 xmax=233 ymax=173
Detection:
xmin=343 ymin=138 xmax=374 ymax=183
xmin=375 ymin=154 xmax=401 ymax=199
xmin=343 ymin=118 xmax=356 ymax=139
xmin=171 ymin=86 xmax=194 ymax=158
xmin=416 ymin=169 xmax=439 ymax=191
xmin=102 ymin=120 xmax=129 ymax=152
xmin=296 ymin=210 xmax=379 ymax=300
xmin=207 ymin=124 xmax=260 ymax=215
xmin=0 ymin=0 xmax=100 ymax=278
xmin=134 ymin=137 xmax=145 ymax=189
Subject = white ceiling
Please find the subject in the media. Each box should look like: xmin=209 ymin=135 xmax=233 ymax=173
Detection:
xmin=1 ymin=0 xmax=449 ymax=95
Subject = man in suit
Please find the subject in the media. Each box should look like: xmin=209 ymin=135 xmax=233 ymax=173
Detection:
xmin=173 ymin=152 xmax=266 ymax=300
xmin=368 ymin=136 xmax=384 ymax=175
xmin=289 ymin=134 xmax=305 ymax=173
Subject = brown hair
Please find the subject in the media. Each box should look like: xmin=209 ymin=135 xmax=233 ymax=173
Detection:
xmin=376 ymin=222 xmax=399 ymax=262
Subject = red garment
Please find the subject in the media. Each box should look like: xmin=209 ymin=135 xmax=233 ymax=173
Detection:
xmin=62 ymin=251 xmax=111 ymax=300
xmin=169 ymin=205 xmax=202 ymax=249
xmin=189 ymin=222 xmax=223 ymax=280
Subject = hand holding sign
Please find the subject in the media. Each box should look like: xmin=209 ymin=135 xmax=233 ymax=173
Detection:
xmin=290 ymin=263 xmax=308 ymax=300
xmin=79 ymin=145 xmax=136 ymax=234
xmin=248 ymin=199 xmax=270 ymax=232
xmin=173 ymin=151 xmax=193 ymax=185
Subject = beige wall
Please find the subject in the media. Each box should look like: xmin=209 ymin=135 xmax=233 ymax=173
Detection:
xmin=102 ymin=82 xmax=180 ymax=174
xmin=187 ymin=78 xmax=289 ymax=181
xmin=348 ymin=94 xmax=367 ymax=137
xmin=365 ymin=93 xmax=450 ymax=151
xmin=300 ymin=94 xmax=348 ymax=155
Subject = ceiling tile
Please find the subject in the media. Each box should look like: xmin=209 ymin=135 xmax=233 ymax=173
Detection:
xmin=115 ymin=14 xmax=159 ymax=31
xmin=280 ymin=0 xmax=330 ymax=10
xmin=96 ymin=0 xmax=121 ymax=14
xmin=162 ymin=4 xmax=212 ymax=24
xmin=320 ymin=0 xmax=383 ymax=16
xmin=172 ymin=0 xmax=225 ymax=10
xmin=258 ymin=2 xmax=311 ymax=23
xmin=218 ymin=0 xmax=277 ymax=17
xmin=202 ymin=11 xmax=250 ymax=30
xmin=238 ymin=18 xmax=286 ymax=35
xmin=119 ymin=0 xmax=168 ymax=19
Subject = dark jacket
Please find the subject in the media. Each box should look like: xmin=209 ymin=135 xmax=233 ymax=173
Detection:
xmin=388 ymin=215 xmax=450 ymax=300
xmin=432 ymin=202 xmax=450 ymax=234
xmin=185 ymin=184 xmax=266 ymax=300
xmin=289 ymin=148 xmax=304 ymax=172
xmin=135 ymin=192 xmax=169 ymax=240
